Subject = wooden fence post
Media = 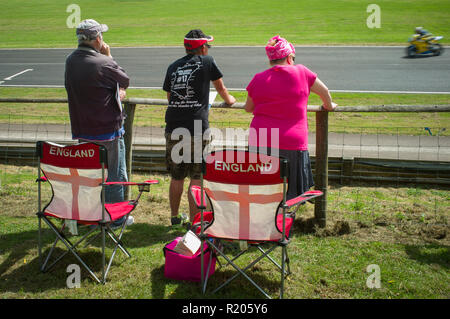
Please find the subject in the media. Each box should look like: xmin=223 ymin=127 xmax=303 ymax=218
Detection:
xmin=315 ymin=110 xmax=329 ymax=228
xmin=123 ymin=102 xmax=136 ymax=200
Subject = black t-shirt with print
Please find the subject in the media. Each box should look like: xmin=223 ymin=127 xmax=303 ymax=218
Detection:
xmin=163 ymin=54 xmax=223 ymax=135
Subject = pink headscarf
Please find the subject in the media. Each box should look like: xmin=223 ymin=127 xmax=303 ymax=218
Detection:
xmin=265 ymin=35 xmax=295 ymax=60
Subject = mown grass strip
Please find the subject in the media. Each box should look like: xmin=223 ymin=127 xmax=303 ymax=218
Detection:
xmin=2 ymin=0 xmax=449 ymax=48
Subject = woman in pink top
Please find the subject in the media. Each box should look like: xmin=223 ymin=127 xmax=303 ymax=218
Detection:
xmin=245 ymin=35 xmax=337 ymax=199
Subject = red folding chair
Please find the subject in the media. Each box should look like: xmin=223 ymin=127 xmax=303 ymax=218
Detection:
xmin=190 ymin=149 xmax=322 ymax=298
xmin=36 ymin=141 xmax=158 ymax=284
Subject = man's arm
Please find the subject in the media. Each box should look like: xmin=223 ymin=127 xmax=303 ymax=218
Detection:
xmin=310 ymin=78 xmax=337 ymax=111
xmin=102 ymin=62 xmax=130 ymax=90
xmin=212 ymin=78 xmax=236 ymax=106
xmin=100 ymin=41 xmax=129 ymax=90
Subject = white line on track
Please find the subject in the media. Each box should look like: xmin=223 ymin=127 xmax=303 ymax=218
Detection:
xmin=3 ymin=69 xmax=34 ymax=81
xmin=0 ymin=63 xmax=63 ymax=65
xmin=0 ymin=84 xmax=63 ymax=88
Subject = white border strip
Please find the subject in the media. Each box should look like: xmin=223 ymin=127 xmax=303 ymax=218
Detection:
xmin=3 ymin=69 xmax=33 ymax=80
xmin=0 ymin=84 xmax=64 ymax=88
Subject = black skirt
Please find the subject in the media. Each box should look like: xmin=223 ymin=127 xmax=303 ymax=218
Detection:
xmin=249 ymin=146 xmax=315 ymax=200
xmin=279 ymin=149 xmax=314 ymax=200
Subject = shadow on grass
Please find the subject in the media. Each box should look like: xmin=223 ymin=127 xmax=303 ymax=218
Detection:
xmin=404 ymin=244 xmax=450 ymax=269
xmin=150 ymin=240 xmax=287 ymax=299
xmin=2 ymin=216 xmax=448 ymax=297
xmin=0 ymin=221 xmax=186 ymax=294
xmin=150 ymin=265 xmax=282 ymax=299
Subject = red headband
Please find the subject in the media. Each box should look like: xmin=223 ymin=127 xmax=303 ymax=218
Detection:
xmin=184 ymin=36 xmax=213 ymax=49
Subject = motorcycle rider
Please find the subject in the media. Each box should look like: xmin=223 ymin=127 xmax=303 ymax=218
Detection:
xmin=407 ymin=27 xmax=443 ymax=57
xmin=415 ymin=27 xmax=433 ymax=43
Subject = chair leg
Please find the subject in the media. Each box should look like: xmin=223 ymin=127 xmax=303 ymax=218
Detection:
xmin=102 ymin=219 xmax=133 ymax=283
xmin=106 ymin=225 xmax=131 ymax=257
xmin=201 ymin=238 xmax=205 ymax=294
xmin=108 ymin=219 xmax=132 ymax=257
xmin=201 ymin=250 xmax=214 ymax=294
xmin=101 ymin=224 xmax=106 ymax=284
xmin=41 ymin=219 xmax=98 ymax=272
xmin=41 ymin=216 xmax=102 ymax=283
xmin=38 ymin=215 xmax=42 ymax=268
xmin=256 ymin=245 xmax=290 ymax=277
xmin=39 ymin=215 xmax=133 ymax=285
xmin=284 ymin=248 xmax=291 ymax=276
xmin=280 ymin=246 xmax=286 ymax=299
xmin=40 ymin=217 xmax=70 ymax=272
xmin=41 ymin=236 xmax=60 ymax=272
xmin=210 ymin=241 xmax=275 ymax=299
xmin=209 ymin=241 xmax=290 ymax=299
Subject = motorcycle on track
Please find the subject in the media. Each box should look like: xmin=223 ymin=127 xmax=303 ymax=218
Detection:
xmin=406 ymin=33 xmax=444 ymax=58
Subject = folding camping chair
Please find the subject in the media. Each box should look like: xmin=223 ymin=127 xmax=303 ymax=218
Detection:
xmin=190 ymin=149 xmax=322 ymax=299
xmin=36 ymin=141 xmax=158 ymax=284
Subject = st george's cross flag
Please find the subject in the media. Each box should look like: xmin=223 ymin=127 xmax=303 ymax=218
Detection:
xmin=39 ymin=142 xmax=109 ymax=222
xmin=202 ymin=150 xmax=288 ymax=241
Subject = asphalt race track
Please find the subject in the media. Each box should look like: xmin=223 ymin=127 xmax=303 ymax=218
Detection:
xmin=1 ymin=46 xmax=449 ymax=162
xmin=0 ymin=46 xmax=449 ymax=93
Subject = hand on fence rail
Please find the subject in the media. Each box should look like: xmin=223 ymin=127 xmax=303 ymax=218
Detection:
xmin=322 ymin=102 xmax=338 ymax=111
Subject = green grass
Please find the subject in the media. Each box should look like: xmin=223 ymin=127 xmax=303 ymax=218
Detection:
xmin=0 ymin=164 xmax=448 ymax=298
xmin=1 ymin=87 xmax=449 ymax=136
xmin=1 ymin=0 xmax=449 ymax=48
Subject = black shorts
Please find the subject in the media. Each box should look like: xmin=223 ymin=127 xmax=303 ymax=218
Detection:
xmin=165 ymin=133 xmax=210 ymax=180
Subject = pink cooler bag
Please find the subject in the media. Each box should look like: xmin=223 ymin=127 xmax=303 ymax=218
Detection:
xmin=163 ymin=237 xmax=216 ymax=282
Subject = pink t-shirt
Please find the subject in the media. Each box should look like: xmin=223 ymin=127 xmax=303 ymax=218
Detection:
xmin=246 ymin=64 xmax=317 ymax=150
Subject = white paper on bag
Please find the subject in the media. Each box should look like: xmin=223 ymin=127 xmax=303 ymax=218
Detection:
xmin=173 ymin=230 xmax=201 ymax=256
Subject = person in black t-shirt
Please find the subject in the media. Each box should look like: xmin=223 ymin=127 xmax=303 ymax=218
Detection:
xmin=163 ymin=29 xmax=236 ymax=226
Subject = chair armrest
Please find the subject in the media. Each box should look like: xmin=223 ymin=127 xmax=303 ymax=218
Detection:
xmin=36 ymin=176 xmax=47 ymax=182
xmin=105 ymin=180 xmax=159 ymax=194
xmin=104 ymin=180 xmax=159 ymax=186
xmin=190 ymin=185 xmax=208 ymax=209
xmin=285 ymin=190 xmax=323 ymax=208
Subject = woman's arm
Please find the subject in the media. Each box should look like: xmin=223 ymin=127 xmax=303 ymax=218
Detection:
xmin=244 ymin=95 xmax=255 ymax=113
xmin=310 ymin=78 xmax=337 ymax=111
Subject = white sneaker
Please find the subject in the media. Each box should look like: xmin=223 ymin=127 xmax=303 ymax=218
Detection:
xmin=180 ymin=213 xmax=188 ymax=223
xmin=126 ymin=216 xmax=134 ymax=226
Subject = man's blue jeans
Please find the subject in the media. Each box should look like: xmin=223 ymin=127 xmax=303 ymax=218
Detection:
xmin=80 ymin=137 xmax=128 ymax=203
